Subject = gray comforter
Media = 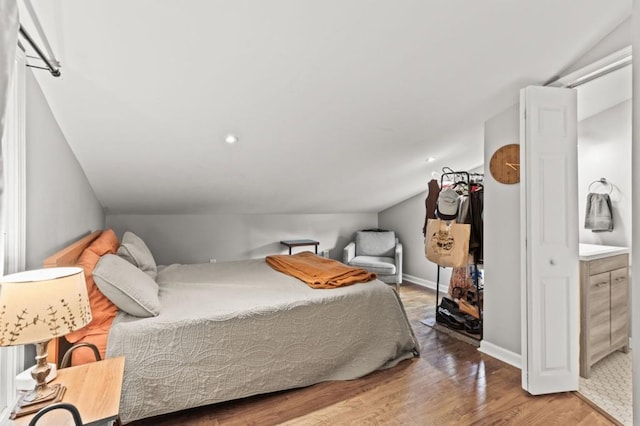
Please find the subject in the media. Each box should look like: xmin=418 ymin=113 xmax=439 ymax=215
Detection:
xmin=106 ymin=259 xmax=419 ymax=422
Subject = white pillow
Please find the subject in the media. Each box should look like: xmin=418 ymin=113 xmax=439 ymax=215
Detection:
xmin=117 ymin=231 xmax=157 ymax=279
xmin=94 ymin=254 xmax=161 ymax=317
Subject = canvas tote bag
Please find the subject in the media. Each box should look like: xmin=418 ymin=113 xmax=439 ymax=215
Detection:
xmin=425 ymin=219 xmax=471 ymax=268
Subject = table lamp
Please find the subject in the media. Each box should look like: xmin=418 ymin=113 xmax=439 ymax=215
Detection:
xmin=0 ymin=267 xmax=92 ymax=417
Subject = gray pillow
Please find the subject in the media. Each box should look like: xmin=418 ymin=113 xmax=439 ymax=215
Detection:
xmin=117 ymin=231 xmax=157 ymax=279
xmin=94 ymin=254 xmax=161 ymax=317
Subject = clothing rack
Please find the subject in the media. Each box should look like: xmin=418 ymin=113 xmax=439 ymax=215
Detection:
xmin=433 ymin=169 xmax=484 ymax=340
xmin=440 ymin=169 xmax=470 ymax=185
xmin=440 ymin=168 xmax=484 ymax=185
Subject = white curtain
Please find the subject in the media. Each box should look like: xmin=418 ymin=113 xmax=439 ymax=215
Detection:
xmin=0 ymin=0 xmax=19 ymax=217
xmin=0 ymin=3 xmax=20 ymax=416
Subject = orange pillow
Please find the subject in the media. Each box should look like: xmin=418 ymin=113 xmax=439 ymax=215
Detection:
xmin=70 ymin=331 xmax=109 ymax=366
xmin=65 ymin=229 xmax=120 ymax=343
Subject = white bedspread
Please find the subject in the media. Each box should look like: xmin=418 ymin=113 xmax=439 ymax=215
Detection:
xmin=106 ymin=259 xmax=419 ymax=422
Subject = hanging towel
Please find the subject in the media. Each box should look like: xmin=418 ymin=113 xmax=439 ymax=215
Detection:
xmin=584 ymin=193 xmax=613 ymax=232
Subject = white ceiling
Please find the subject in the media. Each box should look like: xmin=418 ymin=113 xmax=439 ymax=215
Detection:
xmin=25 ymin=0 xmax=631 ymax=214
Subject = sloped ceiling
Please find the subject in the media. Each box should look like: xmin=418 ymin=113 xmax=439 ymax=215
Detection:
xmin=26 ymin=0 xmax=631 ymax=214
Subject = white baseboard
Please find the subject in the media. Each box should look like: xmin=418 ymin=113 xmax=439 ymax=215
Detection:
xmin=479 ymin=341 xmax=522 ymax=369
xmin=478 ymin=338 xmax=630 ymax=370
xmin=403 ymin=274 xmax=449 ymax=294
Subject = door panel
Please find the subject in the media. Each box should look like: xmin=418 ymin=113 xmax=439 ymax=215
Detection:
xmin=610 ymin=267 xmax=629 ymax=348
xmin=588 ymin=272 xmax=611 ymax=359
xmin=521 ymin=86 xmax=579 ymax=395
xmin=539 ymin=155 xmax=569 ymax=245
xmin=540 ymin=277 xmax=572 ymax=371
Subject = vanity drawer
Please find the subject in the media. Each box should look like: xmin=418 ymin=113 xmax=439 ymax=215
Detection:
xmin=588 ymin=254 xmax=628 ymax=275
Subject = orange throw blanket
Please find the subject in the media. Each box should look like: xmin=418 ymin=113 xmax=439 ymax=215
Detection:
xmin=266 ymin=251 xmax=377 ymax=289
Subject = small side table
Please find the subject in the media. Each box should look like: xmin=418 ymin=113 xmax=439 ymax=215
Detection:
xmin=280 ymin=239 xmax=319 ymax=255
xmin=11 ymin=356 xmax=125 ymax=426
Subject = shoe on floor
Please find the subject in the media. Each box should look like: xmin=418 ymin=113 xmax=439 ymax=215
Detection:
xmin=464 ymin=318 xmax=481 ymax=334
xmin=439 ymin=296 xmax=459 ymax=313
xmin=459 ymin=299 xmax=480 ymax=319
xmin=436 ymin=306 xmax=465 ymax=330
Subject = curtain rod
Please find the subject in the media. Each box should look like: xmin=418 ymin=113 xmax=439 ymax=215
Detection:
xmin=23 ymin=0 xmax=58 ymax=65
xmin=18 ymin=24 xmax=60 ymax=77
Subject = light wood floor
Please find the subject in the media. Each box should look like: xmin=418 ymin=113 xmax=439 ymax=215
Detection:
xmin=129 ymin=283 xmax=614 ymax=425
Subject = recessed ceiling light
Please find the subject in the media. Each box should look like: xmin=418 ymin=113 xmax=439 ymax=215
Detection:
xmin=426 ymin=157 xmax=436 ymax=163
xmin=225 ymin=134 xmax=238 ymax=144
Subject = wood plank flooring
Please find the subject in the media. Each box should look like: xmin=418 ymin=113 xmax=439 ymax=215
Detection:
xmin=128 ymin=283 xmax=614 ymax=425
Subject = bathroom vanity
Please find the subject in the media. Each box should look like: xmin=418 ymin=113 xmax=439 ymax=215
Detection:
xmin=579 ymin=244 xmax=630 ymax=378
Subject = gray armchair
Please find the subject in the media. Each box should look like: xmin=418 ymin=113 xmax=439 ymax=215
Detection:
xmin=343 ymin=230 xmax=403 ymax=291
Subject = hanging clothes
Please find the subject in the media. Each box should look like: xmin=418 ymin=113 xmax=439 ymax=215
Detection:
xmin=427 ymin=169 xmax=485 ymax=337
xmin=457 ymin=194 xmax=470 ymax=224
xmin=422 ymin=179 xmax=440 ymax=236
xmin=469 ymin=189 xmax=484 ymax=263
xmin=423 ymin=171 xmax=484 ymax=263
xmin=448 ymin=264 xmax=474 ymax=299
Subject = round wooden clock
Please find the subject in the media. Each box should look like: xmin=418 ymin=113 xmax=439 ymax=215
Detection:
xmin=489 ymin=144 xmax=520 ymax=184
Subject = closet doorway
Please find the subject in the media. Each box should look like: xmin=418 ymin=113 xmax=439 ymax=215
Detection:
xmin=573 ymin=57 xmax=632 ymax=425
xmin=522 ymin=48 xmax=633 ymax=424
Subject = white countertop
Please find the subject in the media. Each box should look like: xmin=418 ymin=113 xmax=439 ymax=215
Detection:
xmin=579 ymin=243 xmax=630 ymax=261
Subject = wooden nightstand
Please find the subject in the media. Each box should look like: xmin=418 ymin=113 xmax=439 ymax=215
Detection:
xmin=10 ymin=357 xmax=124 ymax=426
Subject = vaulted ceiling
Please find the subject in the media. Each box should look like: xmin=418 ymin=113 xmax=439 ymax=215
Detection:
xmin=26 ymin=0 xmax=631 ymax=214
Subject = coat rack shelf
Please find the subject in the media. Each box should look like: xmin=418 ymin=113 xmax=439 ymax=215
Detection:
xmin=422 ymin=169 xmax=484 ymax=343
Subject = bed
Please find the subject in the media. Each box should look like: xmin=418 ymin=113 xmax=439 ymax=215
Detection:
xmin=44 ymin=230 xmax=420 ymax=423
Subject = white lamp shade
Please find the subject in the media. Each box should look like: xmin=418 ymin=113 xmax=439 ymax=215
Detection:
xmin=0 ymin=267 xmax=92 ymax=346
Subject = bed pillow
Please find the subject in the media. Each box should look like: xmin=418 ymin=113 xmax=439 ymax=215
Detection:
xmin=65 ymin=229 xmax=120 ymax=344
xmin=117 ymin=231 xmax=157 ymax=279
xmin=93 ymin=254 xmax=161 ymax=318
xmin=70 ymin=330 xmax=109 ymax=366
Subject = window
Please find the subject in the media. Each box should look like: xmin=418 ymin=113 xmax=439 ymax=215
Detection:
xmin=0 ymin=47 xmax=26 ymax=421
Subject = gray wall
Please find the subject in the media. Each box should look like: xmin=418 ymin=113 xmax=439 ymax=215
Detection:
xmin=106 ymin=213 xmax=377 ymax=265
xmin=24 ymin=69 xmax=104 ymax=365
xmin=378 ymin=190 xmax=452 ymax=289
xmin=578 ymin=100 xmax=632 ymax=248
xmin=25 ymin=69 xmax=104 ymax=269
xmin=482 ymin=104 xmax=521 ymax=356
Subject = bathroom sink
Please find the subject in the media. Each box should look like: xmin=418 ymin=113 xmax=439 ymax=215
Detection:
xmin=579 ymin=243 xmax=629 ymax=261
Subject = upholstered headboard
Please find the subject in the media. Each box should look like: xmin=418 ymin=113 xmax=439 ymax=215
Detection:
xmin=42 ymin=230 xmax=102 ymax=365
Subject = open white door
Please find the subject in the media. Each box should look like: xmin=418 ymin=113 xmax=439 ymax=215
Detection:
xmin=520 ymin=85 xmax=579 ymax=395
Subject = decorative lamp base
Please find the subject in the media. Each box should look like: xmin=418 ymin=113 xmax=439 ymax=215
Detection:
xmin=9 ymin=384 xmax=66 ymax=419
